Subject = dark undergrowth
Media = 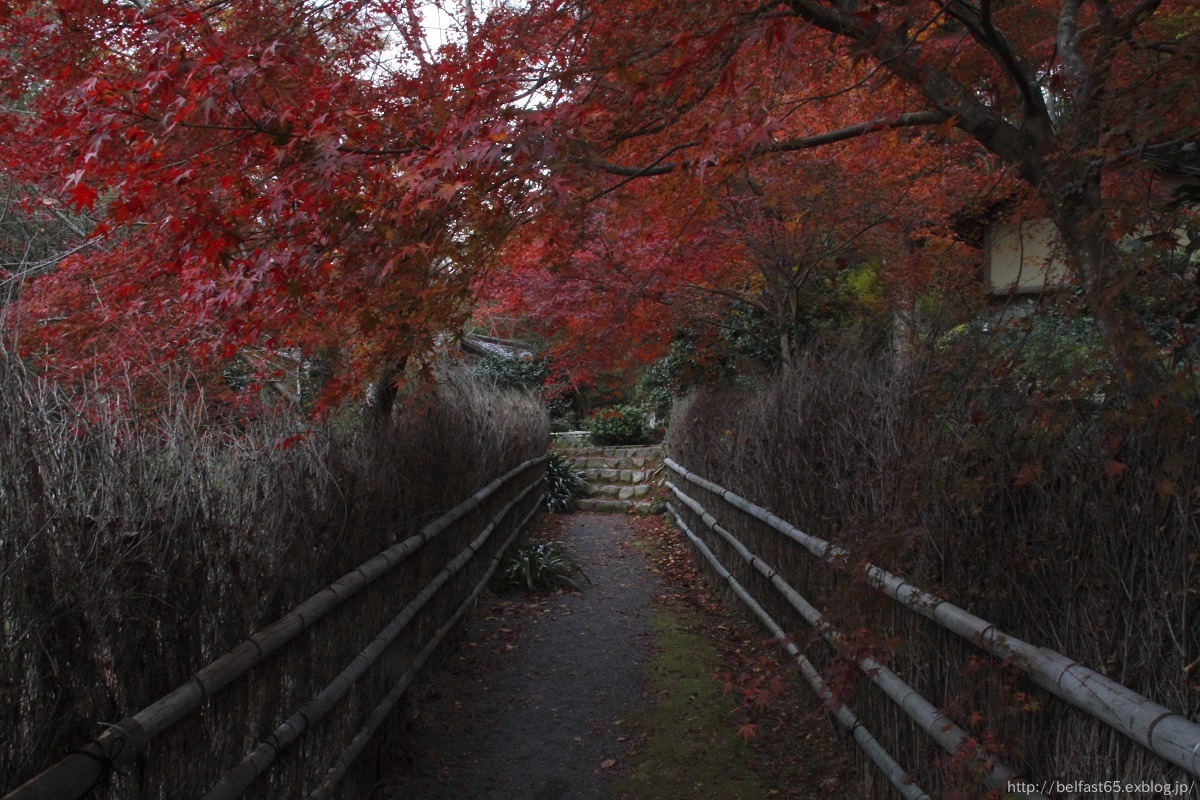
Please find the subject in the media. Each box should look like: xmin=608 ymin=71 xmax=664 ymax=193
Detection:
xmin=668 ymin=339 xmax=1200 ymax=797
xmin=0 ymin=352 xmax=548 ymax=796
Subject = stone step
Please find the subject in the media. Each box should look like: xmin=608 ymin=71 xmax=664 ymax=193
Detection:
xmin=577 ymin=497 xmax=663 ymax=514
xmin=586 ymin=483 xmax=653 ymax=500
xmin=550 ymin=431 xmax=590 ymax=446
xmin=580 ymin=467 xmax=661 ymax=485
xmin=570 ymin=454 xmax=654 ymax=470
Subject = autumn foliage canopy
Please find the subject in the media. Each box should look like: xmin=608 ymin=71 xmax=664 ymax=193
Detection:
xmin=1 ymin=0 xmax=1197 ymax=402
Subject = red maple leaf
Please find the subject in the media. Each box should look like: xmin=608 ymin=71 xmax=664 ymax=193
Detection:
xmin=69 ymin=181 xmax=98 ymax=213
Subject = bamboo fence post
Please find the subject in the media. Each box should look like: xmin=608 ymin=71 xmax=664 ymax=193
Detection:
xmin=667 ymin=504 xmax=931 ymax=800
xmin=3 ymin=457 xmax=546 ymax=800
xmin=664 ymin=458 xmax=1200 ymax=779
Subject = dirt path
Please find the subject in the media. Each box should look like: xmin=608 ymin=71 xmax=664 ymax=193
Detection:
xmin=374 ymin=512 xmax=862 ymax=800
xmin=376 ymin=513 xmax=658 ymax=800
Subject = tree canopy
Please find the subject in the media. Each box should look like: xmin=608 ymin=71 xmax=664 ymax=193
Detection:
xmin=2 ymin=0 xmax=1197 ymax=404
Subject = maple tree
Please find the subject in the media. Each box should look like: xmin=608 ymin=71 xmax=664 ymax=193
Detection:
xmin=1 ymin=0 xmax=1197 ymax=406
xmin=1 ymin=0 xmax=554 ymax=405
xmin=517 ymin=0 xmax=1197 ymax=400
xmin=524 ymin=0 xmax=1190 ymax=401
xmin=477 ymin=181 xmax=738 ymax=393
xmin=480 ymin=94 xmax=986 ymax=389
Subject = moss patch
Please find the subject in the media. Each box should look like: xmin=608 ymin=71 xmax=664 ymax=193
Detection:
xmin=615 ymin=608 xmax=770 ymax=800
xmin=620 ymin=515 xmax=863 ymax=800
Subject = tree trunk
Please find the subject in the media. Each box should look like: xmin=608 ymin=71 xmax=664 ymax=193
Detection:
xmin=370 ymin=357 xmax=407 ymax=424
xmin=779 ymin=327 xmax=793 ymax=374
xmin=1048 ymin=178 xmax=1168 ymax=403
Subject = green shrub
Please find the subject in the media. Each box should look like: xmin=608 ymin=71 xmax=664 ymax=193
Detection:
xmin=545 ymin=452 xmax=589 ymax=512
xmin=586 ymin=404 xmax=650 ymax=446
xmin=472 ymin=353 xmax=549 ymax=390
xmin=499 ymin=541 xmax=589 ymax=593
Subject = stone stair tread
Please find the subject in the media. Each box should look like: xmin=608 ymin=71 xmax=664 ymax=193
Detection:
xmin=571 ymin=455 xmax=652 ymax=470
xmin=580 ymin=467 xmax=654 ymax=484
xmin=576 ymin=498 xmax=662 ymax=514
xmin=555 ymin=442 xmax=665 ymax=515
xmin=585 ymin=483 xmax=653 ymax=500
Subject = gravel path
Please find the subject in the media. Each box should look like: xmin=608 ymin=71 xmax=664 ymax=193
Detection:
xmin=376 ymin=513 xmax=657 ymax=800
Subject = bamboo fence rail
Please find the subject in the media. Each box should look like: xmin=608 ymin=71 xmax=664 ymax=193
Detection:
xmin=667 ymin=484 xmax=1043 ymax=798
xmin=665 ymin=457 xmax=1200 ymax=782
xmin=308 ymin=496 xmax=542 ymax=800
xmin=4 ymin=456 xmax=547 ymax=800
xmin=667 ymin=504 xmax=932 ymax=800
xmin=202 ymin=478 xmax=544 ymax=799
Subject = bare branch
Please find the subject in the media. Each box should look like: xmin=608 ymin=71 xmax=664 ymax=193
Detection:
xmin=0 ymin=241 xmax=99 ymax=287
xmin=52 ymin=209 xmax=89 ymax=240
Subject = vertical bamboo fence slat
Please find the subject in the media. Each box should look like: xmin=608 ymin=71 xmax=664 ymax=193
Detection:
xmin=3 ymin=456 xmax=547 ymax=800
xmin=664 ymin=457 xmax=1200 ymax=781
xmin=666 ymin=482 xmax=1045 ymax=798
xmin=666 ymin=504 xmax=932 ymax=800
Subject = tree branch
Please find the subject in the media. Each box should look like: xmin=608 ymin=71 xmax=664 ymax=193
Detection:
xmin=1057 ymin=0 xmax=1089 ymax=87
xmin=943 ymin=0 xmax=1050 ymax=124
xmin=766 ymin=111 xmax=951 ymax=152
xmin=783 ymin=0 xmax=1039 ymax=180
xmin=1118 ymin=0 xmax=1165 ymax=34
xmin=590 ymin=112 xmax=950 ymax=178
xmin=0 ymin=241 xmax=100 ymax=286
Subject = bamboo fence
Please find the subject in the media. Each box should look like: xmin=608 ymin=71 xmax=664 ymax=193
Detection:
xmin=668 ymin=505 xmax=932 ymax=800
xmin=665 ymin=457 xmax=1200 ymax=792
xmin=3 ymin=456 xmax=547 ymax=800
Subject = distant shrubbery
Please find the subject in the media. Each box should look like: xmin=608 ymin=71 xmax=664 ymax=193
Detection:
xmin=472 ymin=352 xmax=549 ymax=391
xmin=585 ymin=404 xmax=652 ymax=446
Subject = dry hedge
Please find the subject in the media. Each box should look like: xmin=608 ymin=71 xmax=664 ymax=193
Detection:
xmin=668 ymin=342 xmax=1200 ymax=797
xmin=0 ymin=355 xmax=548 ymax=797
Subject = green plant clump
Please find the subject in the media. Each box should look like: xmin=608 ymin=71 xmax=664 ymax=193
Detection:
xmin=499 ymin=541 xmax=589 ymax=593
xmin=545 ymin=452 xmax=589 ymax=512
xmin=585 ymin=404 xmax=650 ymax=446
xmin=472 ymin=353 xmax=549 ymax=390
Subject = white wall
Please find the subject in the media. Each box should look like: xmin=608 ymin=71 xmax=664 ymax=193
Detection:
xmin=984 ymin=219 xmax=1070 ymax=296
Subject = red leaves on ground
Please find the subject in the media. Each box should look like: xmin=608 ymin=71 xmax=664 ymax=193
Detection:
xmin=632 ymin=513 xmax=862 ymax=796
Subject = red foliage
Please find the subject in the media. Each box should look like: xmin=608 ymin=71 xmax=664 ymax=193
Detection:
xmin=2 ymin=0 xmax=1195 ymax=401
xmin=1 ymin=0 xmax=564 ymax=398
